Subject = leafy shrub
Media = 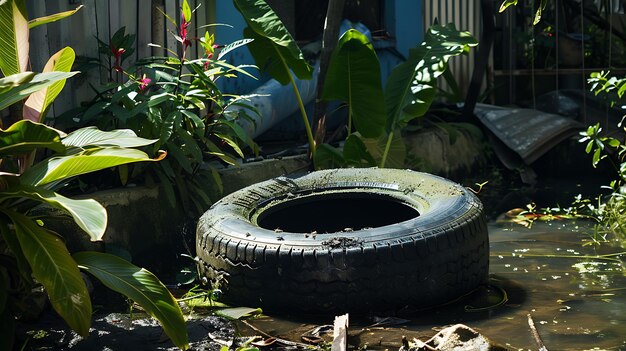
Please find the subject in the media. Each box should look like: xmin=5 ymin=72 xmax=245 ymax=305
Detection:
xmin=57 ymin=2 xmax=259 ymax=215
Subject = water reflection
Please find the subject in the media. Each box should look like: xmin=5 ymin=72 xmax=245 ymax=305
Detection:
xmin=242 ymin=220 xmax=626 ymax=350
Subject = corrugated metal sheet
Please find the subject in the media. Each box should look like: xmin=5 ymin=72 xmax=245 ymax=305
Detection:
xmin=474 ymin=103 xmax=583 ymax=164
xmin=423 ymin=0 xmax=487 ymax=98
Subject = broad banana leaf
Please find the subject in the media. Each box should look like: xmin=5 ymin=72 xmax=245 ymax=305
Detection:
xmin=385 ymin=23 xmax=477 ymax=131
xmin=233 ymin=0 xmax=312 ymax=84
xmin=0 ymin=0 xmax=28 ymax=76
xmin=321 ymin=29 xmax=385 ymax=138
xmin=28 ymin=5 xmax=83 ymax=29
xmin=0 ymin=71 xmax=34 ymax=94
xmin=74 ymin=252 xmax=189 ymax=350
xmin=1 ymin=184 xmax=106 ymax=241
xmin=0 ymin=120 xmax=65 ymax=156
xmin=6 ymin=210 xmax=91 ymax=336
xmin=343 ymin=134 xmax=377 ymax=167
xmin=62 ymin=127 xmax=156 ymax=149
xmin=21 ymin=147 xmax=163 ymax=186
xmin=0 ymin=71 xmax=78 ymax=111
xmin=24 ymin=47 xmax=76 ymax=123
xmin=361 ymin=129 xmax=406 ymax=168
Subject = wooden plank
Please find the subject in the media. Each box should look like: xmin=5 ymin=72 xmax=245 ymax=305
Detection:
xmin=95 ymin=0 xmax=111 ymax=83
xmin=165 ymin=0 xmax=179 ymax=57
xmin=71 ymin=0 xmax=100 ymax=110
xmin=151 ymin=0 xmax=165 ymax=56
xmin=43 ymin=1 xmax=73 ymax=117
xmin=26 ymin=1 xmax=50 ymax=73
xmin=118 ymin=0 xmax=138 ymax=68
xmin=194 ymin=0 xmax=206 ymax=59
xmin=331 ymin=314 xmax=348 ymax=351
xmin=109 ymin=0 xmax=120 ymax=82
xmin=137 ymin=0 xmax=153 ymax=60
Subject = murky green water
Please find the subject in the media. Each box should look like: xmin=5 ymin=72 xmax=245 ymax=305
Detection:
xmin=242 ymin=220 xmax=626 ymax=350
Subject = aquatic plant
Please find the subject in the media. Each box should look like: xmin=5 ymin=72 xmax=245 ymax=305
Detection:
xmin=499 ymin=1 xmax=626 ymax=246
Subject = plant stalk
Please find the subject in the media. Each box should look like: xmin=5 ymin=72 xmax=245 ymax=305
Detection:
xmin=347 ymin=106 xmax=352 ymax=138
xmin=380 ymin=131 xmax=394 ymax=168
xmin=313 ymin=0 xmax=346 ymax=145
xmin=287 ymin=69 xmax=316 ymax=158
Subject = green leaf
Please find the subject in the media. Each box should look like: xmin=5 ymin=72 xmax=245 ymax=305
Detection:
xmin=182 ymin=0 xmax=191 ymax=23
xmin=400 ymin=82 xmax=436 ymax=122
xmin=211 ymin=60 xmax=259 ymax=80
xmin=27 ymin=5 xmax=83 ymax=29
xmin=499 ymin=0 xmax=518 ymax=13
xmin=73 ymin=252 xmax=189 ymax=350
xmin=166 ymin=143 xmax=194 ymax=173
xmin=217 ymin=38 xmax=254 ymax=60
xmin=0 ymin=219 xmax=31 ymax=279
xmin=160 ymin=111 xmax=178 ymax=145
xmin=343 ymin=134 xmax=377 ymax=167
xmin=361 ymin=130 xmax=406 ymax=168
xmin=607 ymin=138 xmax=621 ymax=148
xmin=2 ymin=184 xmax=106 ymax=241
xmin=321 ymin=29 xmax=385 ymax=138
xmin=0 ymin=71 xmax=34 ymax=93
xmin=385 ymin=24 xmax=477 ymax=131
xmin=6 ymin=210 xmax=91 ymax=336
xmin=0 ymin=0 xmax=29 ymax=76
xmin=176 ymin=129 xmax=203 ymax=163
xmin=533 ymin=0 xmax=548 ymax=25
xmin=214 ymin=307 xmax=262 ymax=320
xmin=592 ymin=147 xmax=602 ymax=166
xmin=21 ymin=147 xmax=160 ymax=186
xmin=0 ymin=120 xmax=65 ymax=156
xmin=62 ymin=127 xmax=156 ymax=149
xmin=233 ymin=0 xmax=312 ymax=83
xmin=0 ymin=71 xmax=78 ymax=111
xmin=313 ymin=143 xmax=345 ymax=170
xmin=204 ymin=139 xmax=237 ymax=165
xmin=23 ymin=47 xmax=76 ymax=123
xmin=180 ymin=110 xmax=205 ymax=136
xmin=214 ymin=132 xmax=244 ymax=158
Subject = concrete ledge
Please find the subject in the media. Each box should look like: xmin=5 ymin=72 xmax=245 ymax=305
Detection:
xmin=48 ymin=128 xmax=486 ymax=274
xmin=46 ymin=155 xmax=311 ymax=273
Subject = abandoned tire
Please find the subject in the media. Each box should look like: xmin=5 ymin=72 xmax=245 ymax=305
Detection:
xmin=196 ymin=168 xmax=489 ymax=313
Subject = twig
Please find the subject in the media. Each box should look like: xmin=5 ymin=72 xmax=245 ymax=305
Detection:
xmin=240 ymin=320 xmax=321 ymax=349
xmin=527 ymin=314 xmax=548 ymax=351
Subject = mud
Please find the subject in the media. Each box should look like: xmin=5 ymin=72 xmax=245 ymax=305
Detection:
xmin=15 ymin=313 xmax=236 ymax=351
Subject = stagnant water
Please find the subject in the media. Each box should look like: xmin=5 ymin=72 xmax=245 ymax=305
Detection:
xmin=241 ymin=219 xmax=626 ymax=350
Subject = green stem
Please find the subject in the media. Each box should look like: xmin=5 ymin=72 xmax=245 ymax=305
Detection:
xmin=380 ymin=131 xmax=394 ymax=168
xmin=347 ymin=106 xmax=352 ymax=138
xmin=287 ymin=70 xmax=316 ymax=158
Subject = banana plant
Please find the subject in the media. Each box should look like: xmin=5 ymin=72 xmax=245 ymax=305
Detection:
xmin=0 ymin=2 xmax=190 ymax=348
xmin=0 ymin=119 xmax=189 ymax=350
xmin=315 ymin=24 xmax=478 ymax=169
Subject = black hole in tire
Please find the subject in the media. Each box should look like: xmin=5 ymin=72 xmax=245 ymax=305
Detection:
xmin=256 ymin=192 xmax=420 ymax=233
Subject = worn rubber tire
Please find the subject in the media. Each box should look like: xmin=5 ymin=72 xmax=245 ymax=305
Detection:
xmin=196 ymin=168 xmax=489 ymax=313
